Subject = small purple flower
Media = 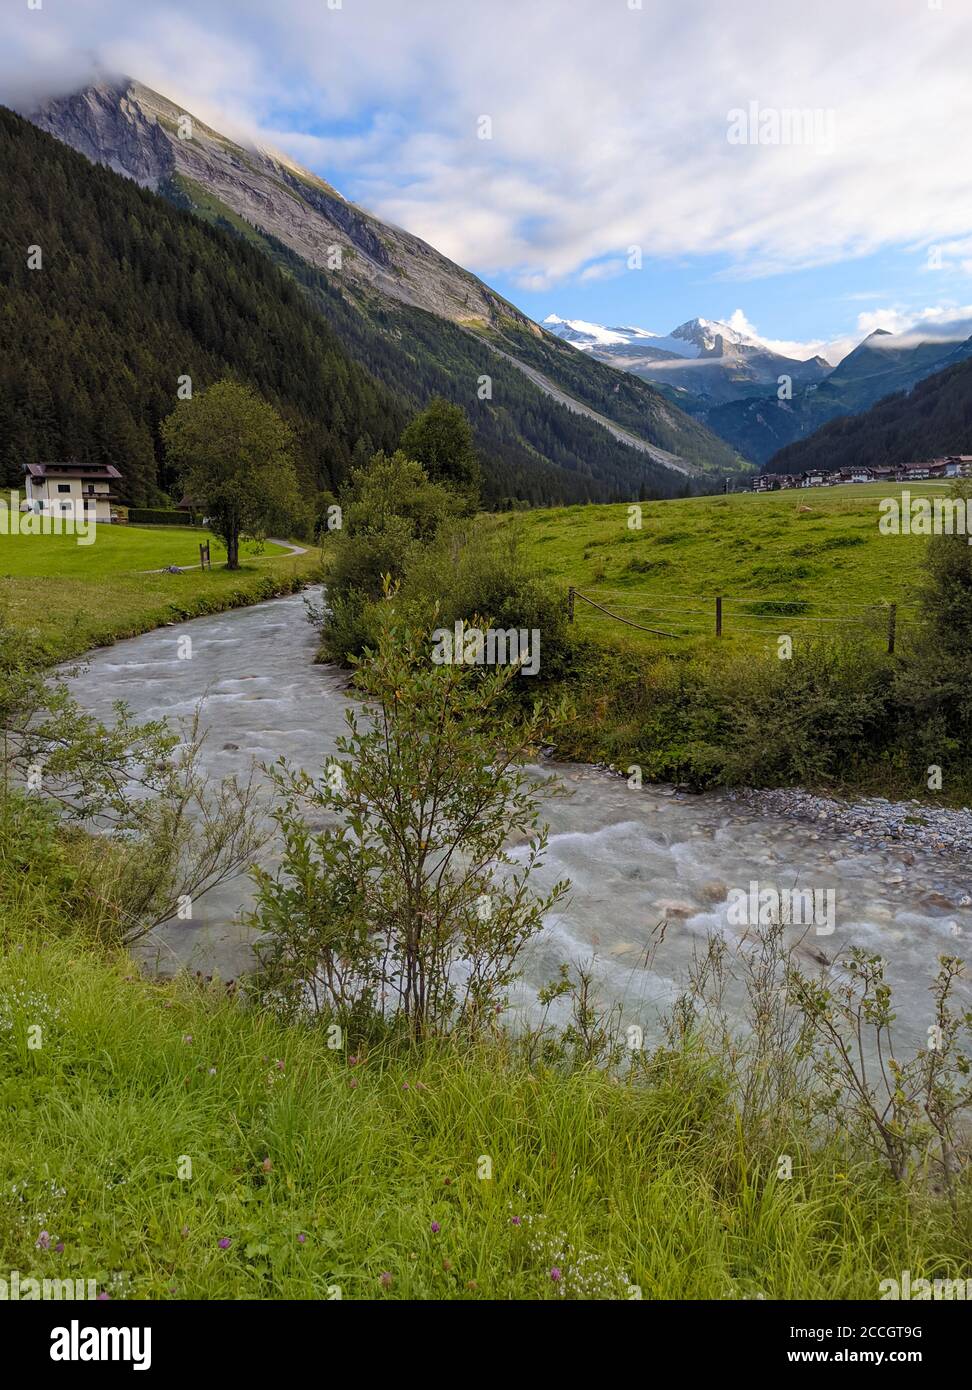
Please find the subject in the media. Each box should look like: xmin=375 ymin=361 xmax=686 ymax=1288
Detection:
xmin=550 ymin=1267 xmax=562 ymax=1283
xmin=275 ymin=1059 xmax=285 ymax=1071
xmin=380 ymin=1271 xmax=393 ymax=1288
xmin=35 ymin=1232 xmax=51 ymax=1250
xmin=297 ymin=1233 xmax=306 ymax=1244
xmin=97 ymin=1291 xmax=110 ymax=1301
xmin=54 ymin=1241 xmax=64 ymax=1254
xmin=218 ymin=1237 xmax=232 ymax=1250
xmin=348 ymin=1055 xmax=359 ymax=1067
xmin=182 ymin=1034 xmax=193 ymax=1044
xmin=510 ymin=1216 xmax=522 ymax=1226
xmin=402 ymin=1082 xmax=410 ymax=1090
xmin=430 ymin=1221 xmax=440 ymax=1234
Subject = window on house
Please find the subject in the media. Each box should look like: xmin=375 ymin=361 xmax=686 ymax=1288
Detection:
xmin=57 ymin=483 xmax=72 ymax=493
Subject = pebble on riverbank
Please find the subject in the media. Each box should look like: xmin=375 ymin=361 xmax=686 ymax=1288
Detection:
xmin=728 ymin=787 xmax=972 ymax=860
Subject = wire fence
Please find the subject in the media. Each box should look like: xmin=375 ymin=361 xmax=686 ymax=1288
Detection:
xmin=567 ymin=586 xmax=919 ymax=652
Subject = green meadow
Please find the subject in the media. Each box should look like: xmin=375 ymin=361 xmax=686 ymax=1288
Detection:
xmin=0 ymin=524 xmax=321 ymax=662
xmin=490 ymin=483 xmax=940 ymax=655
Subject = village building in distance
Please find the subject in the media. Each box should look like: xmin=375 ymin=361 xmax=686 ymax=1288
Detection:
xmin=751 ymin=455 xmax=972 ymax=492
xmin=21 ymin=461 xmax=123 ymax=523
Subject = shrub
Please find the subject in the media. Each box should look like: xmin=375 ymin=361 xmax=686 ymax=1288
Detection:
xmin=250 ymin=607 xmax=569 ymax=1040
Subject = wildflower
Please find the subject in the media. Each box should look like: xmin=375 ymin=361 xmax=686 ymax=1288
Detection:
xmin=35 ymin=1232 xmax=51 ymax=1250
xmin=54 ymin=1241 xmax=64 ymax=1254
xmin=349 ymin=1077 xmax=358 ymax=1089
xmin=466 ymin=1280 xmax=478 ymax=1290
xmin=208 ymin=1067 xmax=217 ymax=1076
xmin=402 ymin=1082 xmax=410 ymax=1090
xmin=262 ymin=1157 xmax=273 ymax=1172
xmin=96 ymin=1291 xmax=110 ymax=1301
xmin=430 ymin=1221 xmax=440 ymax=1234
xmin=182 ymin=1035 xmax=193 ymax=1044
xmin=442 ymin=1259 xmax=453 ymax=1272
xmin=550 ymin=1267 xmax=562 ymax=1283
xmin=379 ymin=1272 xmax=392 ymax=1288
xmin=275 ymin=1059 xmax=285 ymax=1071
xmin=218 ymin=1237 xmax=232 ymax=1250
xmin=511 ymin=1216 xmax=522 ymax=1226
xmin=348 ymin=1055 xmax=359 ymax=1067
xmin=181 ymin=1225 xmax=189 ymax=1237
xmin=297 ymin=1233 xmax=307 ymax=1244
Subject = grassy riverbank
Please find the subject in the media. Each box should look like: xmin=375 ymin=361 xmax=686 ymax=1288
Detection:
xmin=0 ymin=525 xmax=321 ymax=662
xmin=2 ymin=926 xmax=968 ymax=1301
xmin=492 ymin=483 xmax=932 ymax=656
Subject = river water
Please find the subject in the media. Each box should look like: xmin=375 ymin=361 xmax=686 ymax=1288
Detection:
xmin=66 ymin=589 xmax=972 ymax=1051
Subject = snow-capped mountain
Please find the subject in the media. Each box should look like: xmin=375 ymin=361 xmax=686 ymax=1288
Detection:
xmin=25 ymin=80 xmax=747 ymax=483
xmin=543 ymin=313 xmax=831 ymax=406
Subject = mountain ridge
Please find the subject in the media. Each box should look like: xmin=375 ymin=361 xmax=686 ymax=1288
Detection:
xmin=26 ymin=79 xmax=746 ymax=484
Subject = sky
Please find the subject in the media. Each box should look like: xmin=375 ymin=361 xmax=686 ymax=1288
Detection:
xmin=4 ymin=0 xmax=972 ymax=365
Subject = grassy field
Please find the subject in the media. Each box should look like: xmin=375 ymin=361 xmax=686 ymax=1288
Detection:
xmin=2 ymin=927 xmax=966 ymax=1301
xmin=0 ymin=524 xmax=321 ymax=662
xmin=490 ymin=483 xmax=942 ymax=656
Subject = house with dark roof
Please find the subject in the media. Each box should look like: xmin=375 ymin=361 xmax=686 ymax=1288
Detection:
xmin=22 ymin=461 xmax=122 ymax=523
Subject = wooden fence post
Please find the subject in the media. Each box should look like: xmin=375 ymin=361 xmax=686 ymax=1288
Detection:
xmin=568 ymin=586 xmax=575 ymax=623
xmin=715 ymin=595 xmax=723 ymax=637
xmin=887 ymin=602 xmax=897 ymax=655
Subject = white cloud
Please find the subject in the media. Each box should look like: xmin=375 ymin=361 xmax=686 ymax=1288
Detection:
xmin=3 ymin=0 xmax=972 ymax=297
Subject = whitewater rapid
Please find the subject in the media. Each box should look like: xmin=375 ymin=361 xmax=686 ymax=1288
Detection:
xmin=66 ymin=588 xmax=972 ymax=1052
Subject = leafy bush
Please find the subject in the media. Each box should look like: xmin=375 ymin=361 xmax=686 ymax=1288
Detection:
xmin=251 ymin=607 xmax=568 ymax=1040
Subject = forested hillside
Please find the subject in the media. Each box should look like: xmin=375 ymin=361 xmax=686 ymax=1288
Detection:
xmin=767 ymin=355 xmax=972 ymax=475
xmin=0 ymin=109 xmax=406 ymax=504
xmin=0 ymin=108 xmax=713 ymax=507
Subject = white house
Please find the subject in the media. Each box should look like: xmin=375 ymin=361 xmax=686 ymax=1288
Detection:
xmin=22 ymin=461 xmax=122 ymax=524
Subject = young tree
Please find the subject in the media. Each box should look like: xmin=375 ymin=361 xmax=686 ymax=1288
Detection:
xmin=0 ymin=615 xmax=266 ymax=945
xmin=249 ymin=605 xmax=569 ymax=1040
xmin=399 ymin=396 xmax=481 ymax=501
xmin=161 ymin=380 xmax=301 ymax=569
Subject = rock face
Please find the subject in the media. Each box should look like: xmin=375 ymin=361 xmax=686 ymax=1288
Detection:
xmin=28 ymin=78 xmax=747 ymax=482
xmin=30 ymin=79 xmax=521 ymax=327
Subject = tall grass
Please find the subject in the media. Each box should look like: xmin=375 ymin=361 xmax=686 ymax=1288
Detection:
xmin=2 ymin=925 xmax=969 ymax=1300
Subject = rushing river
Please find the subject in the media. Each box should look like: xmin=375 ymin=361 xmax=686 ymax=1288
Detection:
xmin=66 ymin=589 xmax=972 ymax=1051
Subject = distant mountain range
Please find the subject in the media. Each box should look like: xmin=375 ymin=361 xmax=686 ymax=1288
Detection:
xmin=765 ymin=349 xmax=972 ymax=477
xmin=22 ymin=79 xmax=746 ymax=496
xmin=546 ymin=313 xmax=972 ymax=466
xmin=543 ymin=314 xmax=830 ymax=409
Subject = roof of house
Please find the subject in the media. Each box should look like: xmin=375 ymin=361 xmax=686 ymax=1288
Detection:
xmin=25 ymin=461 xmax=123 ymax=480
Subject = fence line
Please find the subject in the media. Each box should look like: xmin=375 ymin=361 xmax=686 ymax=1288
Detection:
xmin=567 ymin=586 xmax=907 ymax=651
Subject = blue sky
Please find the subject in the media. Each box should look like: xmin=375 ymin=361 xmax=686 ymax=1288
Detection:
xmin=4 ymin=0 xmax=972 ymax=363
